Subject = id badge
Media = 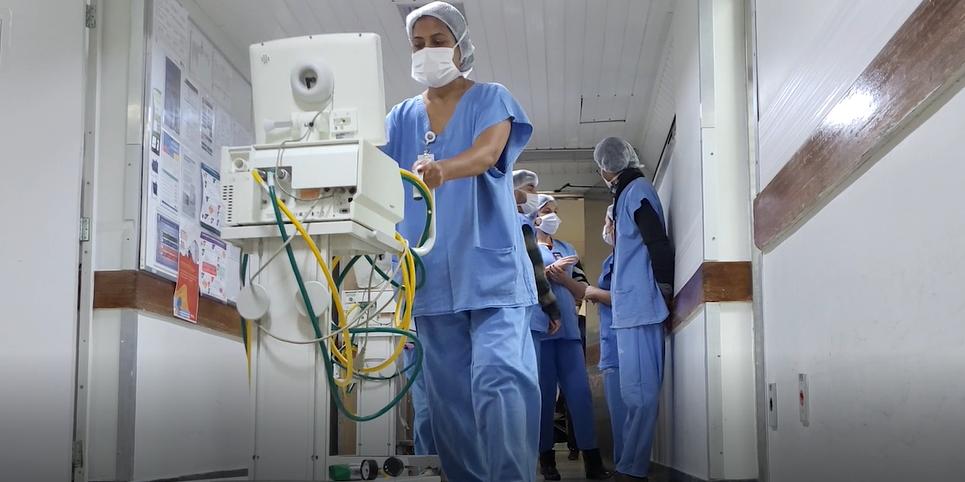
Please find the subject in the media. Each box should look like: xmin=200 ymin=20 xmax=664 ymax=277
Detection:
xmin=413 ymin=152 xmax=434 ymax=200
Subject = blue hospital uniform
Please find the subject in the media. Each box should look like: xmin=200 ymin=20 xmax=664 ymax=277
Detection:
xmin=597 ymin=254 xmax=627 ymax=466
xmin=534 ymin=239 xmax=599 ymax=453
xmin=612 ymin=175 xmax=670 ymax=478
xmin=382 ymin=82 xmax=540 ymax=482
xmin=403 ymin=322 xmax=436 ymax=456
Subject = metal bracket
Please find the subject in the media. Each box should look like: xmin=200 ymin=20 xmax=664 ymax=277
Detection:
xmin=80 ymin=217 xmax=91 ymax=242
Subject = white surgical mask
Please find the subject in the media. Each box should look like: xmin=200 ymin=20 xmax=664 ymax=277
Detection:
xmin=603 ymin=223 xmax=614 ymax=246
xmin=411 ymin=47 xmax=462 ymax=88
xmin=538 ymin=213 xmax=561 ymax=236
xmin=518 ymin=192 xmax=540 ymax=215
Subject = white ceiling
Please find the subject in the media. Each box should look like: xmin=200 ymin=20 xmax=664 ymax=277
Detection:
xmin=187 ymin=0 xmax=674 ymax=191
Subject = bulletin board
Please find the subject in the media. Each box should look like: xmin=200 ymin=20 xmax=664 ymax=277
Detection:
xmin=139 ymin=0 xmax=253 ymax=313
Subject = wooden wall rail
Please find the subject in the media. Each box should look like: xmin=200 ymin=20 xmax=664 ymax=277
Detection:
xmin=669 ymin=261 xmax=752 ymax=332
xmin=754 ymin=0 xmax=965 ymax=250
xmin=93 ymin=270 xmax=241 ymax=338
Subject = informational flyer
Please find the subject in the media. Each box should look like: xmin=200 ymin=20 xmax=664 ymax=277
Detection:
xmin=180 ymin=152 xmax=199 ymax=221
xmin=154 ymin=0 xmax=189 ymax=65
xmin=188 ymin=25 xmax=213 ymax=92
xmin=173 ymin=220 xmax=200 ymax=323
xmin=181 ymin=79 xmax=201 ymax=153
xmin=200 ymin=163 xmax=222 ymax=234
xmin=200 ymin=97 xmax=215 ymax=157
xmin=163 ymin=57 xmax=181 ymax=135
xmin=200 ymin=231 xmax=228 ymax=302
xmin=159 ymin=132 xmax=180 ymax=216
xmin=155 ymin=214 xmax=179 ymax=274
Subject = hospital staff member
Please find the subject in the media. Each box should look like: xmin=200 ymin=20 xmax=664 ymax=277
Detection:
xmin=583 ymin=206 xmax=627 ymax=467
xmin=513 ymin=169 xmax=562 ymax=349
xmin=593 ymin=137 xmax=673 ymax=482
xmin=403 ymin=331 xmax=436 ymax=456
xmin=533 ymin=196 xmax=612 ymax=481
xmin=381 ymin=3 xmax=541 ymax=481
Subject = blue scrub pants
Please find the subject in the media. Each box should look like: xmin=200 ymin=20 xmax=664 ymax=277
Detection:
xmin=403 ymin=346 xmax=436 ymax=455
xmin=614 ymin=323 xmax=665 ymax=477
xmin=538 ymin=338 xmax=598 ymax=452
xmin=417 ymin=307 xmax=540 ymax=482
xmin=602 ymin=367 xmax=627 ymax=466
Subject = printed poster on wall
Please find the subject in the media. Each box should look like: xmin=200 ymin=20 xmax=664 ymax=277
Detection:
xmin=159 ymin=132 xmax=180 ymax=216
xmin=163 ymin=57 xmax=181 ymax=135
xmin=180 ymin=152 xmax=200 ymax=221
xmin=200 ymin=231 xmax=228 ymax=302
xmin=154 ymin=0 xmax=189 ymax=64
xmin=155 ymin=213 xmax=179 ymax=274
xmin=174 ymin=221 xmax=200 ymax=323
xmin=200 ymin=163 xmax=222 ymax=234
xmin=182 ymin=79 xmax=202 ymax=154
xmin=200 ymin=98 xmax=215 ymax=157
xmin=188 ymin=25 xmax=213 ymax=92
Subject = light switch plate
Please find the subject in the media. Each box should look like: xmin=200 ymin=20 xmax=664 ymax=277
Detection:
xmin=767 ymin=383 xmax=778 ymax=430
xmin=799 ymin=373 xmax=810 ymax=427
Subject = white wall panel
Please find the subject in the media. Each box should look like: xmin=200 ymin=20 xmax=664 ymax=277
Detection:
xmin=132 ymin=313 xmax=250 ymax=479
xmin=0 ymin=0 xmax=86 ymax=480
xmin=763 ymin=87 xmax=965 ymax=482
xmin=669 ymin=0 xmax=703 ymax=291
xmin=755 ymin=0 xmax=919 ymax=186
xmin=670 ymin=311 xmax=710 ymax=479
xmin=87 ymin=310 xmax=123 ymax=480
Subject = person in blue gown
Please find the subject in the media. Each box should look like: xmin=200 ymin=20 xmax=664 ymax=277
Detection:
xmin=402 ymin=325 xmax=436 ymax=456
xmin=381 ymin=3 xmax=540 ymax=481
xmin=592 ymin=137 xmax=674 ymax=482
xmin=532 ymin=196 xmax=612 ymax=480
xmin=584 ymin=206 xmax=628 ymax=468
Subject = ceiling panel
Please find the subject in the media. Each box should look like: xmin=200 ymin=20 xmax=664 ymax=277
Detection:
xmin=186 ymin=0 xmax=673 ymax=163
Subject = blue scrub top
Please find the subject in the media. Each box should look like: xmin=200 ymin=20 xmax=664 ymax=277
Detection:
xmin=597 ymin=253 xmax=618 ymax=370
xmin=382 ymin=82 xmax=537 ymax=317
xmin=534 ymin=239 xmax=581 ymax=341
xmin=612 ymin=177 xmax=669 ymax=328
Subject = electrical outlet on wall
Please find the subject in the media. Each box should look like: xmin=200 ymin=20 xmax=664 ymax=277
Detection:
xmin=767 ymin=383 xmax=778 ymax=430
xmin=799 ymin=373 xmax=810 ymax=427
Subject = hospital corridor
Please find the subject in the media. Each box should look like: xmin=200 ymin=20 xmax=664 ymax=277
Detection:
xmin=3 ymin=0 xmax=965 ymax=481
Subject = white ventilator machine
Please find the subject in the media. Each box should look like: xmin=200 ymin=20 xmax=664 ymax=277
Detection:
xmin=221 ymin=34 xmax=439 ymax=481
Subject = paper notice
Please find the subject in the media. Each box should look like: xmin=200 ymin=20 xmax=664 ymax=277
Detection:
xmin=155 ymin=213 xmax=179 ymax=274
xmin=159 ymin=132 xmax=181 ymax=217
xmin=182 ymin=79 xmax=201 ymax=153
xmin=163 ymin=57 xmax=181 ymax=135
xmin=180 ymin=152 xmax=200 ymax=221
xmin=154 ymin=0 xmax=189 ymax=64
xmin=201 ymin=97 xmax=215 ymax=157
xmin=188 ymin=25 xmax=213 ymax=92
xmin=200 ymin=231 xmax=228 ymax=302
xmin=174 ymin=219 xmax=201 ymax=323
xmin=200 ymin=163 xmax=222 ymax=234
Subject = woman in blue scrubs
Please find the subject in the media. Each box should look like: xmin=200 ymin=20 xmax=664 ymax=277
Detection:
xmin=584 ymin=206 xmax=627 ymax=468
xmin=381 ymin=3 xmax=540 ymax=481
xmin=533 ymin=196 xmax=612 ymax=480
xmin=593 ymin=137 xmax=674 ymax=482
xmin=513 ymin=169 xmax=562 ymax=349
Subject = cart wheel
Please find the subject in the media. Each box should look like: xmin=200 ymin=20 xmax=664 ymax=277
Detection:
xmin=360 ymin=459 xmax=379 ymax=480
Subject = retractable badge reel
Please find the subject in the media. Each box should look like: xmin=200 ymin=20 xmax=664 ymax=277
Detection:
xmin=414 ymin=131 xmax=436 ymax=200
